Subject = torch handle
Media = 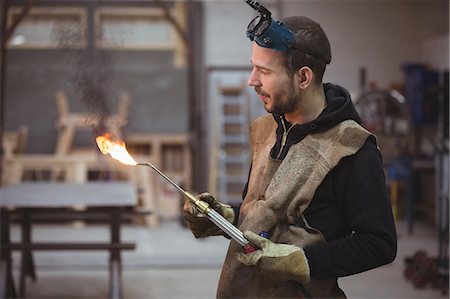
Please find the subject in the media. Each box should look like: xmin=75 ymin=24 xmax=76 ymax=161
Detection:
xmin=206 ymin=209 xmax=249 ymax=247
xmin=183 ymin=191 xmax=251 ymax=247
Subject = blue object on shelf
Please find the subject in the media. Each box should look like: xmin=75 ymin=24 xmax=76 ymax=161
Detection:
xmin=402 ymin=64 xmax=439 ymax=125
xmin=387 ymin=155 xmax=411 ymax=181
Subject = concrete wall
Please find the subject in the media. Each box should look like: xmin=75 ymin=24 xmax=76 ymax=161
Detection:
xmin=204 ymin=0 xmax=449 ymax=92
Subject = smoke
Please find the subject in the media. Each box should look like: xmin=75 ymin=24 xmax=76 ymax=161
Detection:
xmin=51 ymin=22 xmax=115 ymax=137
xmin=73 ymin=51 xmax=113 ymax=136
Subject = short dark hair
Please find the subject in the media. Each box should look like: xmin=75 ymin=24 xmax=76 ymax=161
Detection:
xmin=281 ymin=16 xmax=331 ymax=85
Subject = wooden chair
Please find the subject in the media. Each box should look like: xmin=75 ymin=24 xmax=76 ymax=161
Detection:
xmin=52 ymin=91 xmax=131 ymax=180
xmin=54 ymin=90 xmax=131 ymax=156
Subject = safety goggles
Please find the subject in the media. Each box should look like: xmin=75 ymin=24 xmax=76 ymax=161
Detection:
xmin=246 ymin=14 xmax=295 ymax=52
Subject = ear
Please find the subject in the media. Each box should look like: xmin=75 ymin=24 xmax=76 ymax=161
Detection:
xmin=296 ymin=66 xmax=314 ymax=90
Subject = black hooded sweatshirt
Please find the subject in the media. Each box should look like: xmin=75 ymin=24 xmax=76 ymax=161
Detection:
xmin=241 ymin=83 xmax=397 ymax=280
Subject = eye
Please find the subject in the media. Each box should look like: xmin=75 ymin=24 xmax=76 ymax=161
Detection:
xmin=258 ymin=68 xmax=268 ymax=75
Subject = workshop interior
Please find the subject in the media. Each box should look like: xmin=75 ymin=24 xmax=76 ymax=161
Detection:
xmin=0 ymin=0 xmax=448 ymax=298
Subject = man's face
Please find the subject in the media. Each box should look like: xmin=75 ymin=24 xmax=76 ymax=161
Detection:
xmin=248 ymin=43 xmax=299 ymax=114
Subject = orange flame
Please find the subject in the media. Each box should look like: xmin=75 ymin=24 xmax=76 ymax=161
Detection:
xmin=96 ymin=133 xmax=137 ymax=165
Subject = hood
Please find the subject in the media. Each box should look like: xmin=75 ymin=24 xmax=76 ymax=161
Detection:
xmin=318 ymin=83 xmax=362 ymax=129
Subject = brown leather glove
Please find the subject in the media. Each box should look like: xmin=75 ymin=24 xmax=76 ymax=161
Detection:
xmin=183 ymin=192 xmax=235 ymax=238
xmin=236 ymin=231 xmax=310 ymax=285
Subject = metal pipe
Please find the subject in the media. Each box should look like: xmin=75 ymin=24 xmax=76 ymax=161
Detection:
xmin=136 ymin=162 xmax=253 ymax=249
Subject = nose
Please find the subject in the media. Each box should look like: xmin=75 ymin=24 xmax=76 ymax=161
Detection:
xmin=248 ymin=68 xmax=261 ymax=87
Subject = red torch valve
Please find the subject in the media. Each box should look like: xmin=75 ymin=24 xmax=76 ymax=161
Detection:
xmin=243 ymin=231 xmax=269 ymax=253
xmin=244 ymin=244 xmax=257 ymax=254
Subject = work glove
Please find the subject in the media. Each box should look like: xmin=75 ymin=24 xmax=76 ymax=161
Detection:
xmin=236 ymin=231 xmax=310 ymax=285
xmin=183 ymin=192 xmax=235 ymax=238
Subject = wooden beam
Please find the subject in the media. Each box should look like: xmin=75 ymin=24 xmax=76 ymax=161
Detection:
xmin=4 ymin=0 xmax=38 ymax=43
xmin=153 ymin=0 xmax=190 ymax=51
xmin=0 ymin=0 xmax=36 ymax=187
xmin=0 ymin=0 xmax=10 ymax=187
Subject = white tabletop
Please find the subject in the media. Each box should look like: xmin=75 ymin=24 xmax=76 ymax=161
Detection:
xmin=0 ymin=182 xmax=137 ymax=208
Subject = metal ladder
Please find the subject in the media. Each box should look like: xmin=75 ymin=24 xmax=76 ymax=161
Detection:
xmin=216 ymin=83 xmax=251 ymax=206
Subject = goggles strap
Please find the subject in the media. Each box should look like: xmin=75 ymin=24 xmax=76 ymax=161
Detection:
xmin=289 ymin=45 xmax=329 ymax=65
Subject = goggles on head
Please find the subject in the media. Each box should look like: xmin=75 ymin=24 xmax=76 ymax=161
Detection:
xmin=245 ymin=0 xmax=330 ymax=65
xmin=245 ymin=0 xmax=295 ymax=52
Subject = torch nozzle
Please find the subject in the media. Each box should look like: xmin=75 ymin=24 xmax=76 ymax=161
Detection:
xmin=137 ymin=162 xmax=185 ymax=193
xmin=136 ymin=163 xmax=210 ymax=213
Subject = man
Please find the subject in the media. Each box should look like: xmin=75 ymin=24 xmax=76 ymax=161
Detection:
xmin=184 ymin=15 xmax=397 ymax=298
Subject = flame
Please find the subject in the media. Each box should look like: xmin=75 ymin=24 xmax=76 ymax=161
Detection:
xmin=96 ymin=133 xmax=137 ymax=165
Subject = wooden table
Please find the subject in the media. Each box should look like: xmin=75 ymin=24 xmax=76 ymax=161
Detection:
xmin=0 ymin=182 xmax=138 ymax=299
xmin=2 ymin=154 xmax=160 ymax=227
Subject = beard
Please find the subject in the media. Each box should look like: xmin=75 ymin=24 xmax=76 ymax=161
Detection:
xmin=255 ymin=80 xmax=298 ymax=115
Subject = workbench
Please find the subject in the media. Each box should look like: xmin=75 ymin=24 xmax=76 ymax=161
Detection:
xmin=0 ymin=182 xmax=140 ymax=299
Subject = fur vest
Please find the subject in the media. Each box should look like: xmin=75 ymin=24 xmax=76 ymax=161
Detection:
xmin=217 ymin=114 xmax=372 ymax=298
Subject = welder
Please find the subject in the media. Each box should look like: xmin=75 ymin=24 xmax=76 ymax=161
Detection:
xmin=184 ymin=1 xmax=397 ymax=298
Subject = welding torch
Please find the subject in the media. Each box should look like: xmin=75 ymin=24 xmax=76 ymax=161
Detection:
xmin=137 ymin=162 xmax=256 ymax=253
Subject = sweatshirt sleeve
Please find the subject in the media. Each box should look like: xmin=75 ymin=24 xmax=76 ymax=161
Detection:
xmin=303 ymin=138 xmax=397 ymax=279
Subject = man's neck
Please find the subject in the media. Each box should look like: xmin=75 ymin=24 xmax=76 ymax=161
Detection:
xmin=285 ymin=85 xmax=326 ymax=125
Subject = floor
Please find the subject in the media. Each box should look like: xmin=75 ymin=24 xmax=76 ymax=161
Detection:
xmin=7 ymin=218 xmax=448 ymax=299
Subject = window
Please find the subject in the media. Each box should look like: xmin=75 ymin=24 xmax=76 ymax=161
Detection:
xmin=95 ymin=8 xmax=174 ymax=50
xmin=7 ymin=7 xmax=87 ymax=49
